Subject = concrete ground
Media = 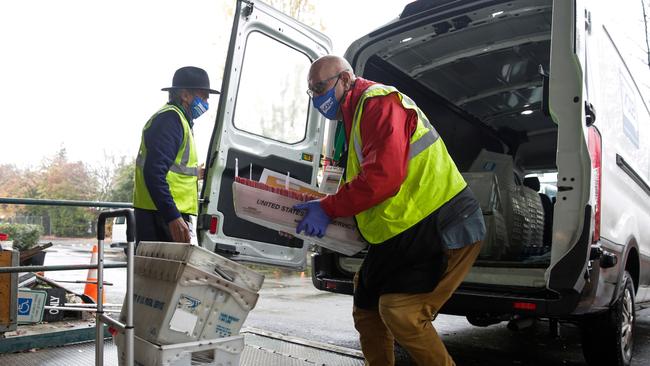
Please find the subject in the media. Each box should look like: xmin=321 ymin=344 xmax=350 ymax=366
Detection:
xmin=30 ymin=240 xmax=650 ymax=365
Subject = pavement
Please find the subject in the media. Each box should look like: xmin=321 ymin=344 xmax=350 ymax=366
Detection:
xmin=24 ymin=239 xmax=650 ymax=365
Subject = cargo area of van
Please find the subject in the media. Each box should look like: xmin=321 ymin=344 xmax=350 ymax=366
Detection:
xmin=326 ymin=0 xmax=558 ymax=289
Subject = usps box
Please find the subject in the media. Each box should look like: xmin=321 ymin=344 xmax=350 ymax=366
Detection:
xmin=114 ymin=332 xmax=244 ymax=366
xmin=479 ymin=211 xmax=509 ymax=260
xmin=461 ymin=172 xmax=502 ymax=215
xmin=469 ymin=149 xmax=516 ymax=192
xmin=122 ymin=256 xmax=258 ymax=345
xmin=136 ymin=242 xmax=264 ymax=293
xmin=232 ymin=180 xmax=367 ymax=256
xmin=17 ymin=288 xmax=47 ymax=324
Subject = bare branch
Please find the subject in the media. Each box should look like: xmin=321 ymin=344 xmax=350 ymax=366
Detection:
xmin=643 ymin=0 xmax=650 ymax=67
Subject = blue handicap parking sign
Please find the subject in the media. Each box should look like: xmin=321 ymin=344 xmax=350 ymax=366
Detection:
xmin=18 ymin=298 xmax=33 ymax=316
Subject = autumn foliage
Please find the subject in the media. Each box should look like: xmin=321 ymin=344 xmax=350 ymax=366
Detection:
xmin=0 ymin=148 xmax=134 ymax=237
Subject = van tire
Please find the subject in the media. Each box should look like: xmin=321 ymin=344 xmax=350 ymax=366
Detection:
xmin=579 ymin=271 xmax=635 ymax=366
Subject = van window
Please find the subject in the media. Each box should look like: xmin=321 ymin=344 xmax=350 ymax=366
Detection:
xmin=525 ymin=172 xmax=558 ymax=200
xmin=233 ymin=31 xmax=311 ymax=144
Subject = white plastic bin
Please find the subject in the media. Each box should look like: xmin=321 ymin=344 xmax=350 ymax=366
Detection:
xmin=114 ymin=331 xmax=244 ymax=366
xmin=122 ymin=256 xmax=258 ymax=345
xmin=479 ymin=211 xmax=509 ymax=260
xmin=136 ymin=242 xmax=264 ymax=293
xmin=461 ymin=171 xmax=502 ymax=214
xmin=232 ymin=181 xmax=367 ymax=256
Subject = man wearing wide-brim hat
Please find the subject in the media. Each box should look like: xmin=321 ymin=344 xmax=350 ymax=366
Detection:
xmin=133 ymin=66 xmax=220 ymax=244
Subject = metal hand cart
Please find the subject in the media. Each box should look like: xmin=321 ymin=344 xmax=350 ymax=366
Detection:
xmin=0 ymin=208 xmax=136 ymax=366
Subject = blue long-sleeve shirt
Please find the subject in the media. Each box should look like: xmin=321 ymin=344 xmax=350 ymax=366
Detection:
xmin=142 ymin=104 xmax=194 ymax=223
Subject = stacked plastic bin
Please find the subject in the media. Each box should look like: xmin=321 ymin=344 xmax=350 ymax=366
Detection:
xmin=114 ymin=242 xmax=264 ymax=366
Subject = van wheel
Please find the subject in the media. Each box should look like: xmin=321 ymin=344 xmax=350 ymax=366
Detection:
xmin=580 ymin=271 xmax=635 ymax=366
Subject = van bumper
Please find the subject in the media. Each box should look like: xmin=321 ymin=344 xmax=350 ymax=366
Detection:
xmin=312 ymin=273 xmax=582 ymax=318
xmin=311 ymin=252 xmax=584 ymax=318
xmin=440 ymin=286 xmax=582 ymax=317
xmin=312 ymin=276 xmax=355 ymax=294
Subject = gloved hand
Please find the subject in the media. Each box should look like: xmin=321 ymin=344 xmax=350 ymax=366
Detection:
xmin=293 ymin=200 xmax=331 ymax=238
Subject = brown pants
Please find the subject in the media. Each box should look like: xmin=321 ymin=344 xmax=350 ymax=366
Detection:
xmin=353 ymin=241 xmax=482 ymax=366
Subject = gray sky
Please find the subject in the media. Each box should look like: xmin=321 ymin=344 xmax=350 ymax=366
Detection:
xmin=0 ymin=0 xmax=411 ymax=169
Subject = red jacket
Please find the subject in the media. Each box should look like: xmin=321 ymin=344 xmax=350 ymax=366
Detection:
xmin=320 ymin=78 xmax=418 ymax=219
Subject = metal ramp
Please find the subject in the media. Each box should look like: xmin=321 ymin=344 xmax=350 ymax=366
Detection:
xmin=0 ymin=328 xmax=364 ymax=366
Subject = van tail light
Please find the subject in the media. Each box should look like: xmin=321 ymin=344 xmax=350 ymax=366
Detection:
xmin=209 ymin=216 xmax=219 ymax=234
xmin=513 ymin=302 xmax=537 ymax=311
xmin=587 ymin=126 xmax=602 ymax=243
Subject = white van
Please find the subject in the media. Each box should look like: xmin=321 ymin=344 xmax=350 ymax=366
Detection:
xmin=111 ymin=216 xmax=127 ymax=245
xmin=198 ymin=1 xmax=650 ymax=365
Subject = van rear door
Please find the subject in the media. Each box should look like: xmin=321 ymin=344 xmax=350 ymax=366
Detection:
xmin=546 ymin=0 xmax=593 ymax=294
xmin=197 ymin=0 xmax=331 ymax=269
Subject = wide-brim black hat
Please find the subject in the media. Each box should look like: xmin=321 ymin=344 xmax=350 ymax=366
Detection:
xmin=162 ymin=66 xmax=220 ymax=94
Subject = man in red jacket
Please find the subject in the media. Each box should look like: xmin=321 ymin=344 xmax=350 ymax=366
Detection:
xmin=296 ymin=55 xmax=485 ymax=366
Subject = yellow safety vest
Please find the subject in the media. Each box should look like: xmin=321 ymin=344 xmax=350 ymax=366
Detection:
xmin=133 ymin=104 xmax=199 ymax=215
xmin=347 ymin=84 xmax=466 ymax=244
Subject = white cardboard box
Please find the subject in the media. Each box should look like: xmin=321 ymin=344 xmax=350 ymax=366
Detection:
xmin=232 ymin=181 xmax=367 ymax=256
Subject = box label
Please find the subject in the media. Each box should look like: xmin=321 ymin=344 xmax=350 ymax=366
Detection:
xmin=169 ymin=294 xmax=201 ymax=335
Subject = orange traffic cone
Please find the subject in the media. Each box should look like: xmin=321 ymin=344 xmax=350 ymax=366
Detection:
xmin=83 ymin=244 xmax=105 ymax=304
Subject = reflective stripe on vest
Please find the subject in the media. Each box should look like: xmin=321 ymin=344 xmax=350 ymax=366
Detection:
xmin=347 ymin=84 xmax=467 ymax=244
xmin=133 ymin=104 xmax=199 ymax=215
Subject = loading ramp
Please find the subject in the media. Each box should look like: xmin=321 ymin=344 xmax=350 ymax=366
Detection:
xmin=0 ymin=327 xmax=364 ymax=365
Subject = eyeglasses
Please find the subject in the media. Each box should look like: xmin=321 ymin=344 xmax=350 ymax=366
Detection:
xmin=306 ymin=69 xmax=349 ymax=97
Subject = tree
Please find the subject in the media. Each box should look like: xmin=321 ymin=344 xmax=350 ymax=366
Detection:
xmin=20 ymin=148 xmax=99 ymax=237
xmin=108 ymin=158 xmax=135 ymax=203
xmin=0 ymin=164 xmax=24 ymax=219
xmin=266 ymin=0 xmax=320 ymax=27
xmin=93 ymin=153 xmax=134 ymax=203
xmin=0 ymin=164 xmax=41 ymax=222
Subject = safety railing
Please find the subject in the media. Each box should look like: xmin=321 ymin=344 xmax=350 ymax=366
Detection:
xmin=0 ymin=201 xmax=135 ymax=366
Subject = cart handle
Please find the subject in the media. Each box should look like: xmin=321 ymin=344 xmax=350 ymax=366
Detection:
xmin=97 ymin=209 xmax=135 ymax=243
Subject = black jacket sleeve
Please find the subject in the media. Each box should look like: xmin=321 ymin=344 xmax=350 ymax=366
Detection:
xmin=142 ymin=110 xmax=184 ymax=223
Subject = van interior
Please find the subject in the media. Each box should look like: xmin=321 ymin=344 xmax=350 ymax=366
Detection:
xmin=338 ymin=0 xmax=556 ymax=280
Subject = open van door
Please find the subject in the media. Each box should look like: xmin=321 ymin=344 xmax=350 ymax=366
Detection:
xmin=546 ymin=0 xmax=593 ymax=294
xmin=197 ymin=0 xmax=331 ymax=269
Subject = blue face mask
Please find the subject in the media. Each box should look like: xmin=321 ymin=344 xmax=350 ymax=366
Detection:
xmin=190 ymin=96 xmax=209 ymax=120
xmin=312 ymin=82 xmax=341 ymax=120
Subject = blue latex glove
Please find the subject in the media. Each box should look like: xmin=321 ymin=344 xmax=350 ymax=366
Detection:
xmin=293 ymin=200 xmax=331 ymax=238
